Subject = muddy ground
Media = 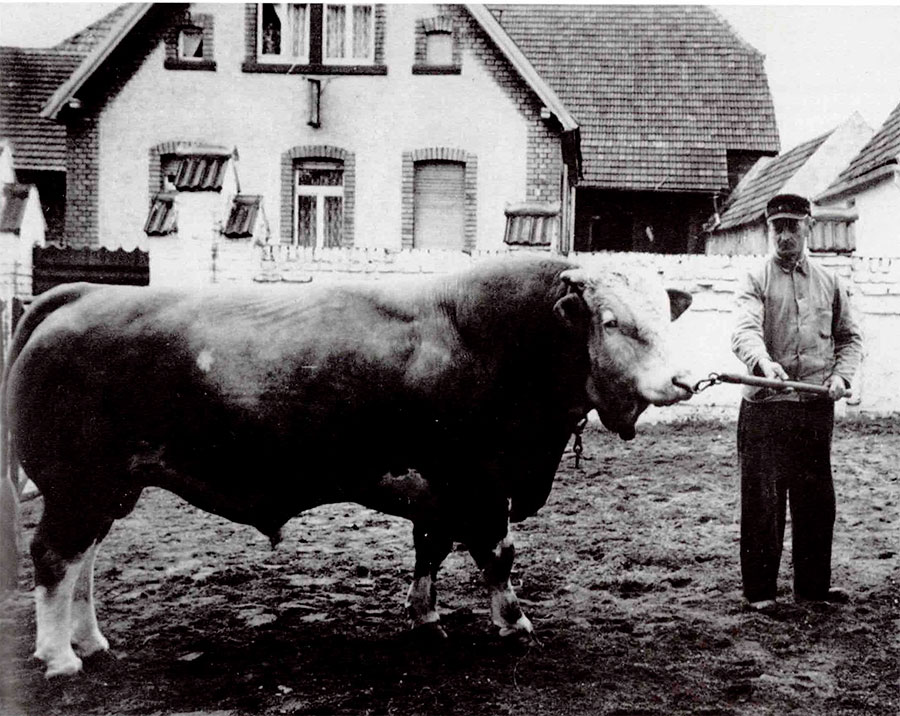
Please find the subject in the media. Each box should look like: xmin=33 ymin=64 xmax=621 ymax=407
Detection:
xmin=1 ymin=417 xmax=897 ymax=715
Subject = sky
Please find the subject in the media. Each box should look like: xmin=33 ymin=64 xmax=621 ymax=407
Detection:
xmin=0 ymin=2 xmax=899 ymax=151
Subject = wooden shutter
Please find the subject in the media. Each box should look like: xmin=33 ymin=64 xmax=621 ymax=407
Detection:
xmin=413 ymin=161 xmax=465 ymax=250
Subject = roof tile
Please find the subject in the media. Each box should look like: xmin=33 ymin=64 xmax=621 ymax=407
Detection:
xmin=489 ymin=4 xmax=780 ymax=192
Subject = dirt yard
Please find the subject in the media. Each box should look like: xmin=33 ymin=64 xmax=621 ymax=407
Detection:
xmin=1 ymin=417 xmax=897 ymax=716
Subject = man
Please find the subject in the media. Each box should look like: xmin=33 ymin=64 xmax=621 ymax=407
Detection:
xmin=731 ymin=193 xmax=863 ymax=612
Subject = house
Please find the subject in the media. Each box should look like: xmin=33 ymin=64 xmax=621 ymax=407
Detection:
xmin=2 ymin=3 xmax=779 ymax=283
xmin=0 ymin=141 xmax=44 ymax=312
xmin=0 ymin=47 xmax=83 ymax=242
xmin=705 ymin=112 xmax=874 ymax=255
xmin=817 ymin=99 xmax=900 ymax=257
xmin=488 ymin=4 xmax=780 ymax=254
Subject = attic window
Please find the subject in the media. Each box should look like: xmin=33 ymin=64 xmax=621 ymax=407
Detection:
xmin=179 ymin=27 xmax=204 ymax=60
xmin=413 ymin=16 xmax=460 ymax=74
xmin=425 ymin=31 xmax=452 ymax=66
xmin=165 ymin=14 xmax=216 ymax=71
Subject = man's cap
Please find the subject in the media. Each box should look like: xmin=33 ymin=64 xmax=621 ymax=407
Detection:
xmin=766 ymin=193 xmax=811 ymax=221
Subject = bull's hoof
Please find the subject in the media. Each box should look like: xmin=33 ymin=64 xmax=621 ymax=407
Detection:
xmin=410 ymin=621 xmax=448 ymax=645
xmin=36 ymin=651 xmax=83 ymax=679
xmin=497 ymin=615 xmax=537 ymax=649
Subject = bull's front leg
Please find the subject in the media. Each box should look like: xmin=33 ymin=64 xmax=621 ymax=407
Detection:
xmin=406 ymin=524 xmax=453 ymax=637
xmin=469 ymin=526 xmax=534 ymax=642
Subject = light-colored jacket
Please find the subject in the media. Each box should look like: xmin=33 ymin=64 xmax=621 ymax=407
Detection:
xmin=731 ymin=254 xmax=863 ymax=402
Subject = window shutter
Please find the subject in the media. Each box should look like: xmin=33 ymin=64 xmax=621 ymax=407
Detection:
xmin=413 ymin=161 xmax=465 ymax=250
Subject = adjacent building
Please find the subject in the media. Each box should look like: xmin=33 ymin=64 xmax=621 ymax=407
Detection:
xmin=0 ymin=3 xmax=779 ymax=274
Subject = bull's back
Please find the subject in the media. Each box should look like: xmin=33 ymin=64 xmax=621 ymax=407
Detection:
xmin=7 ymin=283 xmax=459 ymax=517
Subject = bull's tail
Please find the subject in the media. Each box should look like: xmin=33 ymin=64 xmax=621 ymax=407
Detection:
xmin=0 ymin=283 xmax=99 ymax=594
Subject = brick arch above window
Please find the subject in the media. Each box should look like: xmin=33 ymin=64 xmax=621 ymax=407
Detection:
xmin=401 ymin=147 xmax=477 ymax=251
xmin=280 ymin=145 xmax=355 ymax=246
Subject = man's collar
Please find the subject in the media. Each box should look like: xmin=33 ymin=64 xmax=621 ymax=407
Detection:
xmin=773 ymin=253 xmax=808 ymax=274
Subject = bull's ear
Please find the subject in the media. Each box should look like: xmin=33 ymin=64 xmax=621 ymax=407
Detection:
xmin=667 ymin=288 xmax=692 ymax=321
xmin=554 ymin=292 xmax=588 ymax=330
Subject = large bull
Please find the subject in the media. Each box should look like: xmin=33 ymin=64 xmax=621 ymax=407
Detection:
xmin=1 ymin=256 xmax=692 ymax=677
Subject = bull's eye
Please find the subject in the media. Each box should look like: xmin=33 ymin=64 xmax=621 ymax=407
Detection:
xmin=600 ymin=309 xmax=619 ymax=330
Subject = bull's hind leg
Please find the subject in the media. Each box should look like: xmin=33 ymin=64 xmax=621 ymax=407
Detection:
xmin=406 ymin=524 xmax=453 ymax=635
xmin=30 ymin=499 xmax=118 ymax=677
xmin=469 ymin=526 xmax=534 ymax=641
xmin=70 ymin=539 xmax=110 ymax=657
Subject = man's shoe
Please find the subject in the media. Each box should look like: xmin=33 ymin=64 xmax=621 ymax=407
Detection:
xmin=744 ymin=598 xmax=777 ymax=612
xmin=796 ymin=587 xmax=850 ymax=604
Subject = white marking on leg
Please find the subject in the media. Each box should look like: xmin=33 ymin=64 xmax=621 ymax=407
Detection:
xmin=71 ymin=542 xmax=109 ymax=656
xmin=483 ymin=535 xmax=533 ymax=638
xmin=406 ymin=575 xmax=440 ymax=627
xmin=34 ymin=556 xmax=84 ymax=677
xmin=196 ymin=349 xmax=214 ymax=373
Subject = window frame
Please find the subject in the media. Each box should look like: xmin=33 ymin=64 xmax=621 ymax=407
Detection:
xmin=294 ymin=160 xmax=345 ymax=248
xmin=178 ymin=26 xmax=205 ymax=62
xmin=257 ymin=3 xmax=311 ymax=65
xmin=323 ymin=3 xmax=375 ymax=65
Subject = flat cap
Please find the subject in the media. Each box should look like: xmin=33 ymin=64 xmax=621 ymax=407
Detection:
xmin=766 ymin=193 xmax=811 ymax=221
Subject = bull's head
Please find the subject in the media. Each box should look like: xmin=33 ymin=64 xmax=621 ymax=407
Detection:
xmin=555 ymin=268 xmax=693 ymax=440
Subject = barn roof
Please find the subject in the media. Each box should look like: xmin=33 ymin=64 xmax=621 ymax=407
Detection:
xmin=489 ymin=4 xmax=780 ymax=192
xmin=818 ymin=99 xmax=900 ymax=202
xmin=716 ymin=131 xmax=832 ymax=230
xmin=0 ymin=47 xmax=84 ymax=170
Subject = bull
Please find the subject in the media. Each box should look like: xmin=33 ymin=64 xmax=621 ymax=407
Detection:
xmin=0 ymin=255 xmax=692 ymax=677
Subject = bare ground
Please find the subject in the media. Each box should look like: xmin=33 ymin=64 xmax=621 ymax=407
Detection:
xmin=1 ymin=417 xmax=898 ymax=716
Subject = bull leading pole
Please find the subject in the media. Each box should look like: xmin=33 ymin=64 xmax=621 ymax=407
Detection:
xmin=691 ymin=372 xmax=840 ymax=398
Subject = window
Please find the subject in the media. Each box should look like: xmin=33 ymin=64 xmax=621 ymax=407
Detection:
xmin=413 ymin=17 xmax=460 ymax=75
xmin=324 ymin=4 xmax=374 ymax=63
xmin=259 ymin=3 xmax=309 ymax=62
xmin=178 ymin=27 xmax=204 ymax=60
xmin=425 ymin=31 xmax=452 ymax=66
xmin=413 ymin=161 xmax=465 ymax=250
xmin=165 ymin=14 xmax=216 ymax=71
xmin=295 ymin=160 xmax=344 ymax=247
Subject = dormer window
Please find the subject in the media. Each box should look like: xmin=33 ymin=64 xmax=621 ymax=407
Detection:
xmin=178 ymin=26 xmax=204 ymax=60
xmin=259 ymin=3 xmax=309 ymax=62
xmin=324 ymin=4 xmax=374 ymax=63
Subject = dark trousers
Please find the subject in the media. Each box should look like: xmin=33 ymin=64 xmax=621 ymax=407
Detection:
xmin=737 ymin=399 xmax=836 ymax=602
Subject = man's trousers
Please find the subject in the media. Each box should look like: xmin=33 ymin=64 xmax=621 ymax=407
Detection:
xmin=737 ymin=398 xmax=836 ymax=602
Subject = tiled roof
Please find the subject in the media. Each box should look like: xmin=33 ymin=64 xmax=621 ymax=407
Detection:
xmin=54 ymin=4 xmax=131 ymax=53
xmin=489 ymin=4 xmax=780 ymax=192
xmin=716 ymin=131 xmax=831 ymax=230
xmin=0 ymin=47 xmax=83 ymax=170
xmin=826 ymin=99 xmax=900 ymax=191
xmin=144 ymin=192 xmax=176 ymax=236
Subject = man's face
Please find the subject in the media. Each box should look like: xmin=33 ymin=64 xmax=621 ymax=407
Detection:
xmin=769 ymin=216 xmax=810 ymax=263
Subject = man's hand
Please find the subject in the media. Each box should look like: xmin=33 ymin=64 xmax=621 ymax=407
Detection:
xmin=757 ymin=358 xmax=788 ymax=381
xmin=825 ymin=375 xmax=848 ymax=401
